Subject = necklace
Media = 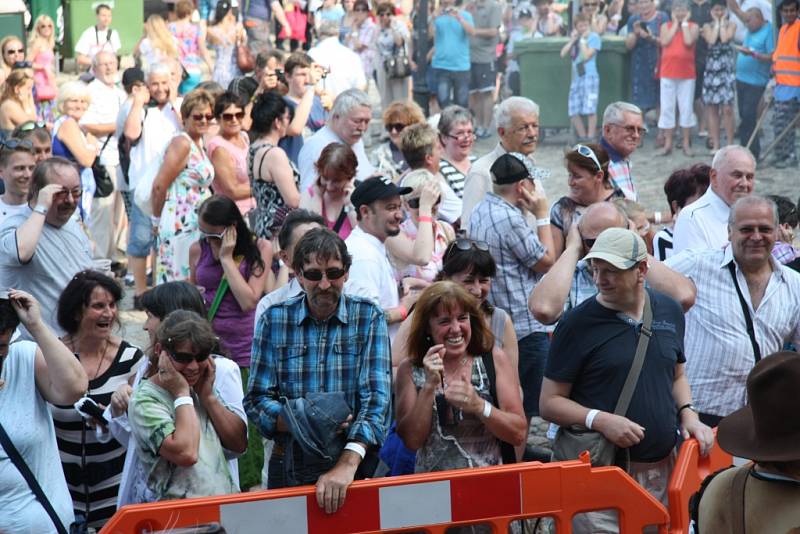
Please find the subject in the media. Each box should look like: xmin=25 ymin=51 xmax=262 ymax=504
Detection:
xmin=68 ymin=335 xmax=110 ymax=383
xmin=442 ymin=355 xmax=471 ymax=388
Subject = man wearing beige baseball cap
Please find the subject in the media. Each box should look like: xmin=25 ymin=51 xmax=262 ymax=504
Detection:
xmin=541 ymin=227 xmax=713 ymax=533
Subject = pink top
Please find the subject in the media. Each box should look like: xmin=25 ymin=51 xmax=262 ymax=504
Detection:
xmin=207 ymin=132 xmax=256 ymax=215
xmin=660 ymin=22 xmax=697 ymax=80
xmin=32 ymin=49 xmax=57 ymax=101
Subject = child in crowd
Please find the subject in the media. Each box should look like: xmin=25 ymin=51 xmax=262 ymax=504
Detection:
xmin=316 ymin=0 xmax=346 ymax=29
xmin=532 ymin=0 xmax=564 ymax=36
xmin=561 ymin=13 xmax=602 ymax=141
xmin=506 ymin=8 xmax=540 ymax=95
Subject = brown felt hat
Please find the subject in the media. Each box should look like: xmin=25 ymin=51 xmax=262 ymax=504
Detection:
xmin=717 ymin=351 xmax=800 ymax=462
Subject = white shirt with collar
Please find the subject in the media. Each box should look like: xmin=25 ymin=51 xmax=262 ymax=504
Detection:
xmin=671 ymin=187 xmax=731 ymax=255
xmin=297 ymin=125 xmax=375 ymax=191
xmin=81 ymin=78 xmax=126 ymax=167
xmin=308 ymin=36 xmax=368 ymax=98
xmin=665 ymin=245 xmax=800 ymax=417
xmin=345 ymin=225 xmax=399 ymax=337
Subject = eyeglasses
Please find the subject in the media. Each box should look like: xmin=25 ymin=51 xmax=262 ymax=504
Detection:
xmin=612 ymin=123 xmax=648 ymax=136
xmin=55 ymin=187 xmax=83 ymax=199
xmin=443 ymin=131 xmax=477 ymax=142
xmin=16 ymin=121 xmax=47 ymax=132
xmin=386 ymin=122 xmax=408 ymax=133
xmin=221 ymin=111 xmax=245 ymax=121
xmin=379 ymin=12 xmax=392 ymax=16
xmin=573 ymin=144 xmax=602 ymax=172
xmin=582 ymin=237 xmax=596 ymax=250
xmin=167 ymin=348 xmax=211 ymax=364
xmin=191 ymin=113 xmax=215 ymax=122
xmin=201 ymin=229 xmax=225 ymax=240
xmin=0 ymin=138 xmax=34 ymax=152
xmin=354 ymin=7 xmax=369 ymax=12
xmin=4 ymin=48 xmax=24 ymax=55
xmin=39 ymin=24 xmax=54 ymax=28
xmin=301 ymin=267 xmax=347 ymax=281
xmin=407 ymin=195 xmax=441 ymax=209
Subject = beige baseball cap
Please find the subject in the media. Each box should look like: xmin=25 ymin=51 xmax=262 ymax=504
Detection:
xmin=583 ymin=227 xmax=647 ymax=269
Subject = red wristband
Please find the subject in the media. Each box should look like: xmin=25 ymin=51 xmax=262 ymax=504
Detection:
xmin=398 ymin=305 xmax=408 ymax=321
xmin=418 ymin=216 xmax=433 ymax=224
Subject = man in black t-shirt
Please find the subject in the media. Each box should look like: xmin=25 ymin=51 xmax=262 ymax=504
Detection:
xmin=540 ymin=227 xmax=713 ymax=534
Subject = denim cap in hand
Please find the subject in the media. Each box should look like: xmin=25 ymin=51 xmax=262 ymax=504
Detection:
xmin=490 ymin=152 xmax=550 ymax=185
xmin=583 ymin=227 xmax=647 ymax=270
xmin=350 ymin=174 xmax=413 ymax=210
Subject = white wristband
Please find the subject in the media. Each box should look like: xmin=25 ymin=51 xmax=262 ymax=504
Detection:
xmin=173 ymin=396 xmax=194 ymax=409
xmin=482 ymin=399 xmax=493 ymax=418
xmin=654 ymin=211 xmax=662 ymax=224
xmin=585 ymin=409 xmax=600 ymax=430
xmin=344 ymin=442 xmax=366 ymax=459
xmin=536 ymin=217 xmax=551 ymax=227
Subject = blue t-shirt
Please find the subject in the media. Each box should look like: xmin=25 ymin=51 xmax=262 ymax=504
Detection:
xmin=432 ymin=11 xmax=475 ymax=71
xmin=736 ymin=22 xmax=775 ymax=87
xmin=279 ymin=95 xmax=328 ymax=165
xmin=571 ymin=32 xmax=602 ymax=78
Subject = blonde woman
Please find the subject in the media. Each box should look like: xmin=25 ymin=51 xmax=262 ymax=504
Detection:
xmin=135 ymin=14 xmax=180 ymax=70
xmin=0 ymin=69 xmax=37 ymax=135
xmin=0 ymin=36 xmax=25 ymax=88
xmin=52 ymin=81 xmax=99 ymax=218
xmin=27 ymin=15 xmax=58 ymax=123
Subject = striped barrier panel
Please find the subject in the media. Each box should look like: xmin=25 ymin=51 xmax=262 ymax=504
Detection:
xmin=101 ymin=452 xmax=670 ymax=534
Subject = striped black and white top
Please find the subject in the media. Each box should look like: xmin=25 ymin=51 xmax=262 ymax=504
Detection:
xmin=50 ymin=340 xmax=145 ymax=529
xmin=439 ymin=155 xmax=476 ymax=200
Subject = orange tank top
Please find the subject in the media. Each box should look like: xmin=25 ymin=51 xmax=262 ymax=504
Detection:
xmin=774 ymin=20 xmax=800 ymax=87
xmin=660 ymin=21 xmax=697 ymax=80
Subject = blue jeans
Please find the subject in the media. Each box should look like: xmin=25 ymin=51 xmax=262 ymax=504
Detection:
xmin=518 ymin=332 xmax=550 ymax=417
xmin=127 ymin=200 xmax=155 ymax=258
xmin=434 ymin=68 xmax=470 ymax=108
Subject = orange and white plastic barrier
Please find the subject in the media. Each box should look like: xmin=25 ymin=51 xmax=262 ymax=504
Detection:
xmin=101 ymin=452 xmax=670 ymax=534
xmin=667 ymin=431 xmax=733 ymax=534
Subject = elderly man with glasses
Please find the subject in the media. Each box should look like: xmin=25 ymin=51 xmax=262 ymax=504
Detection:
xmin=0 ymin=157 xmax=93 ymax=339
xmin=599 ymin=101 xmax=647 ymax=201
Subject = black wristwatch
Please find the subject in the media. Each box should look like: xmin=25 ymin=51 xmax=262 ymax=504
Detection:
xmin=677 ymin=403 xmax=697 ymax=415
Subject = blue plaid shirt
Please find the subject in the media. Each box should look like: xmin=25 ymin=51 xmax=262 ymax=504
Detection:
xmin=468 ymin=192 xmax=547 ymax=339
xmin=244 ymin=294 xmax=391 ymax=447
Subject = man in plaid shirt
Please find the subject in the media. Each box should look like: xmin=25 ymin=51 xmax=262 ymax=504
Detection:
xmin=245 ymin=228 xmax=391 ymax=514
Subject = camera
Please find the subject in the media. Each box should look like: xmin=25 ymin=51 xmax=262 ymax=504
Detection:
xmin=74 ymin=397 xmax=109 ymax=426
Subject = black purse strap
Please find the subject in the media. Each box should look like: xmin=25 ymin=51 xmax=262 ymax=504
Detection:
xmin=0 ymin=421 xmax=69 ymax=534
xmin=332 ymin=206 xmax=349 ymax=234
xmin=727 ymin=261 xmax=762 ymax=362
xmin=613 ymin=290 xmax=653 ymax=416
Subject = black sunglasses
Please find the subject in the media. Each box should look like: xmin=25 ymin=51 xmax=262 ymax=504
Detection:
xmin=582 ymin=237 xmax=596 ymax=250
xmin=191 ymin=113 xmax=215 ymax=122
xmin=301 ymin=267 xmax=347 ymax=281
xmin=167 ymin=348 xmax=211 ymax=364
xmin=16 ymin=121 xmax=47 ymax=132
xmin=221 ymin=111 xmax=245 ymax=121
xmin=385 ymin=122 xmax=407 ymax=133
xmin=435 ymin=393 xmax=463 ymax=427
xmin=407 ymin=195 xmax=441 ymax=209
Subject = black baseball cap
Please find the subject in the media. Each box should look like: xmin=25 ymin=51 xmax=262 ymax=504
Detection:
xmin=518 ymin=7 xmax=533 ymax=17
xmin=490 ymin=153 xmax=535 ymax=185
xmin=351 ymin=175 xmax=412 ymax=210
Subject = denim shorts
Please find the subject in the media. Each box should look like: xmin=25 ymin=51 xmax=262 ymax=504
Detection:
xmin=127 ymin=200 xmax=155 ymax=257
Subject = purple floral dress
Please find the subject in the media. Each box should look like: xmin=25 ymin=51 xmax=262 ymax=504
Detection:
xmin=157 ymin=132 xmax=214 ymax=283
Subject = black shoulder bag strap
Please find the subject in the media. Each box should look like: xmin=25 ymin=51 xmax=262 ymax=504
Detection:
xmin=332 ymin=207 xmax=349 ymax=234
xmin=0 ymin=421 xmax=69 ymax=534
xmin=480 ymin=351 xmax=517 ymax=465
xmin=726 ymin=261 xmax=762 ymax=362
xmin=614 ymin=290 xmax=653 ymax=416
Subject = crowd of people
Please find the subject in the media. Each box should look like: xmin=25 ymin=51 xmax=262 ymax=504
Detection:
xmin=1 ymin=0 xmax=800 ymax=532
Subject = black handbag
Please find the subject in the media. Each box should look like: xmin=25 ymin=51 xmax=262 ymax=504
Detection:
xmin=0 ymin=420 xmax=85 ymax=534
xmin=551 ymin=291 xmax=654 ymax=469
xmin=384 ymin=41 xmax=411 ymax=79
xmin=91 ymin=135 xmax=114 ymax=198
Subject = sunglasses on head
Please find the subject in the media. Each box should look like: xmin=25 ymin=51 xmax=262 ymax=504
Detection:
xmin=301 ymin=267 xmax=347 ymax=281
xmin=201 ymin=229 xmax=225 ymax=240
xmin=17 ymin=120 xmax=47 ymax=132
xmin=0 ymin=138 xmax=34 ymax=152
xmin=221 ymin=111 xmax=245 ymax=121
xmin=573 ymin=144 xmax=602 ymax=172
xmin=191 ymin=113 xmax=215 ymax=122
xmin=167 ymin=347 xmax=211 ymax=364
xmin=444 ymin=237 xmax=490 ymax=262
xmin=12 ymin=61 xmax=32 ymax=69
xmin=386 ymin=122 xmax=407 ymax=133
xmin=407 ymin=195 xmax=441 ymax=209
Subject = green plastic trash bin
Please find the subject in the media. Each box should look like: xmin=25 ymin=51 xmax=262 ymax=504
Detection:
xmin=64 ymin=0 xmax=144 ymax=58
xmin=0 ymin=11 xmax=26 ymax=44
xmin=514 ymin=36 xmax=630 ymax=130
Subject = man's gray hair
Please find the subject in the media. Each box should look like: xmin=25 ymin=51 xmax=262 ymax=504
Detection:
xmin=318 ymin=19 xmax=340 ymax=37
xmin=602 ymin=101 xmax=643 ymax=127
xmin=494 ymin=97 xmax=539 ymax=130
xmin=147 ymin=62 xmax=172 ymax=81
xmin=92 ymin=50 xmax=116 ymax=68
xmin=712 ymin=144 xmax=756 ymax=171
xmin=728 ymin=194 xmax=779 ymax=227
xmin=331 ymin=88 xmax=371 ymax=118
